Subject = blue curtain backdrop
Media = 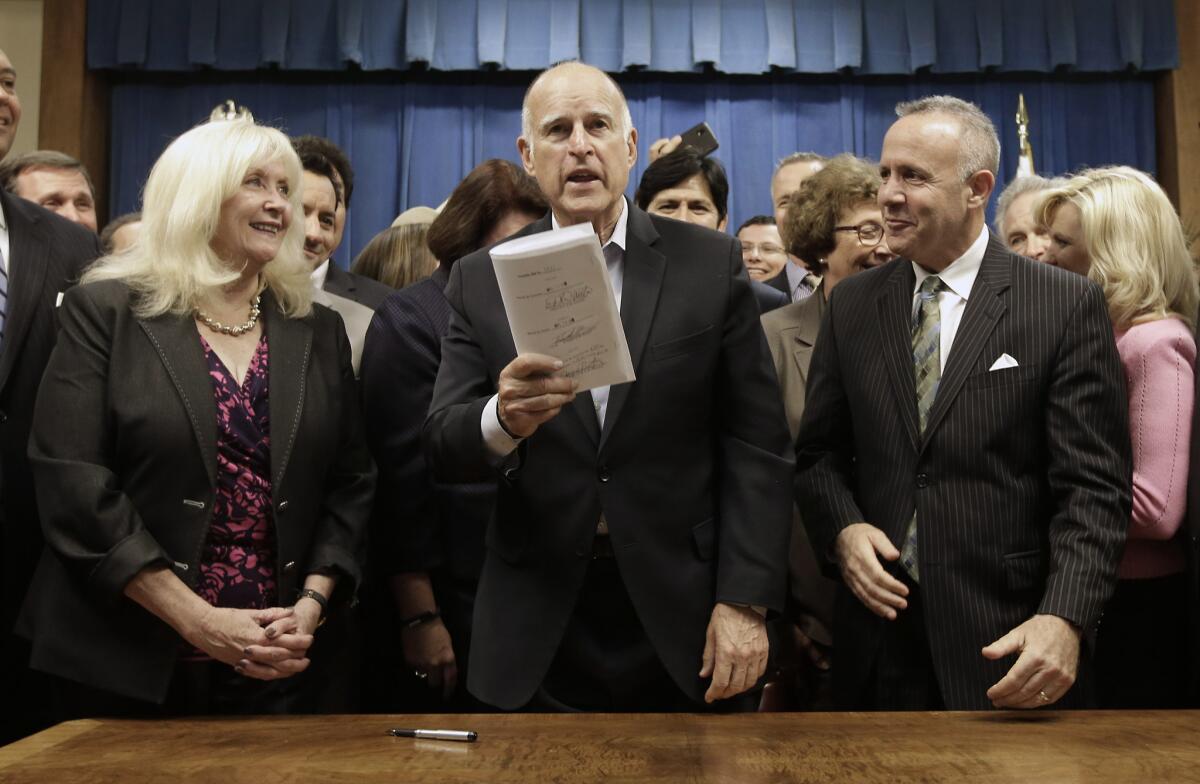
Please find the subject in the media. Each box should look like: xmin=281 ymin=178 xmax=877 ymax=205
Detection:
xmin=89 ymin=0 xmax=1178 ymax=75
xmin=109 ymin=72 xmax=1157 ymax=269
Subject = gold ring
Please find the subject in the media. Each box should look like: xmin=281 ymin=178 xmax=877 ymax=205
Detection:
xmin=1037 ymin=690 xmax=1050 ymax=703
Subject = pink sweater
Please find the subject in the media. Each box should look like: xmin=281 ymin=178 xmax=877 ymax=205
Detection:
xmin=1114 ymin=317 xmax=1196 ymax=579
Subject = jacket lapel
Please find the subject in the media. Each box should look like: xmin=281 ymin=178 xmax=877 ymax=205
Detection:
xmin=0 ymin=194 xmax=51 ymax=393
xmin=598 ymin=207 xmax=664 ymax=453
xmin=920 ymin=237 xmax=1011 ymax=447
xmin=789 ymin=290 xmax=824 ymax=384
xmin=876 ymin=261 xmax=921 ymax=452
xmin=138 ymin=311 xmax=219 ymax=486
xmin=265 ymin=290 xmax=312 ymax=490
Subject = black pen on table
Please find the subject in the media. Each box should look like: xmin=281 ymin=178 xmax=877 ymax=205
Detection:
xmin=388 ymin=728 xmax=478 ymax=742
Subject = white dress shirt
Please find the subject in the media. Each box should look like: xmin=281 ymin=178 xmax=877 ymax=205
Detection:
xmin=0 ymin=197 xmax=11 ymax=273
xmin=911 ymin=225 xmax=989 ymax=372
xmin=482 ymin=198 xmax=629 ymax=457
xmin=309 ymin=258 xmax=331 ymax=290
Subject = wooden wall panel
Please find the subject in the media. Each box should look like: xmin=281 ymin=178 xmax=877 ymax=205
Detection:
xmin=37 ymin=0 xmax=110 ymax=223
xmin=1157 ymin=0 xmax=1200 ymax=253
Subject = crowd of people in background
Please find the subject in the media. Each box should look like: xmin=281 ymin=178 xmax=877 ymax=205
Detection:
xmin=0 ymin=46 xmax=1198 ymax=741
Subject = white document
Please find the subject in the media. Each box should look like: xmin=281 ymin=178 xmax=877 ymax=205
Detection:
xmin=490 ymin=222 xmax=636 ymax=393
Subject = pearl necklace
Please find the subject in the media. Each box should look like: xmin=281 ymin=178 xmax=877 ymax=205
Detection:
xmin=195 ymin=293 xmax=262 ymax=336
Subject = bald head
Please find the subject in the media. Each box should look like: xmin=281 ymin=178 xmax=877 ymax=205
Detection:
xmin=517 ymin=62 xmax=638 ymax=238
xmin=521 ymin=62 xmax=633 ymax=145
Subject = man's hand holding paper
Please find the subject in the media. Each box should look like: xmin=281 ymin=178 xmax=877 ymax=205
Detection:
xmin=497 ymin=353 xmax=578 ymax=438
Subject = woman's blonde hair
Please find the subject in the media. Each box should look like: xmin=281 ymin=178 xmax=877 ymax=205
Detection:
xmin=1037 ymin=166 xmax=1198 ymax=330
xmin=83 ymin=117 xmax=313 ymax=319
xmin=351 ymin=223 xmax=437 ymax=290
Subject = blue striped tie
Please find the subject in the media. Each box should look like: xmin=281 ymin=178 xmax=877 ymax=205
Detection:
xmin=900 ymin=275 xmax=945 ymax=581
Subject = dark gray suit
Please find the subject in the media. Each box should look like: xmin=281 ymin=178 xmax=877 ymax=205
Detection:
xmin=425 ymin=206 xmax=793 ymax=709
xmin=796 ymin=235 xmax=1131 ymax=710
xmin=324 ymin=263 xmax=392 ymax=311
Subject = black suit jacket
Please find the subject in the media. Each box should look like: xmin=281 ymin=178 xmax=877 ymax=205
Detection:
xmin=19 ymin=281 xmax=375 ymax=703
xmin=796 ymin=235 xmax=1131 ymax=710
xmin=753 ymin=279 xmax=789 ymax=314
xmin=765 ymin=268 xmax=790 ymax=299
xmin=1186 ymin=318 xmax=1200 ymax=703
xmin=0 ymin=191 xmax=100 ymax=632
xmin=424 ymin=206 xmax=794 ymax=709
xmin=361 ymin=266 xmax=492 ymax=583
xmin=324 ymin=263 xmax=393 ymax=311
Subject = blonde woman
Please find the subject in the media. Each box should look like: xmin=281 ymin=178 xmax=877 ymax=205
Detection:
xmin=1040 ymin=166 xmax=1197 ymax=708
xmin=21 ymin=118 xmax=374 ymax=717
xmin=350 ymin=208 xmax=439 ymax=290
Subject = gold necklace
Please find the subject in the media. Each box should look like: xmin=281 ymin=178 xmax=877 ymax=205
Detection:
xmin=195 ymin=292 xmax=262 ymax=336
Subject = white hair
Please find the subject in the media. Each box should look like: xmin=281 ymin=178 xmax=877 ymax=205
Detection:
xmin=896 ymin=95 xmax=1001 ymax=181
xmin=993 ymin=174 xmax=1069 ymax=235
xmin=519 ymin=61 xmax=634 ymax=159
xmin=84 ymin=118 xmax=313 ymax=319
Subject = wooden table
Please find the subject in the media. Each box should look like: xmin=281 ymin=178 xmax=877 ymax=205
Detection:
xmin=0 ymin=711 xmax=1196 ymax=782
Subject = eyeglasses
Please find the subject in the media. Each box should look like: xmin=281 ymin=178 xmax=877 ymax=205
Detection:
xmin=741 ymin=243 xmax=787 ymax=257
xmin=834 ymin=223 xmax=884 ymax=246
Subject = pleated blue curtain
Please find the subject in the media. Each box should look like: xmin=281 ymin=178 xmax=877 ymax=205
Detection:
xmin=108 ymin=72 xmax=1157 ymax=269
xmin=88 ymin=0 xmax=1179 ymax=74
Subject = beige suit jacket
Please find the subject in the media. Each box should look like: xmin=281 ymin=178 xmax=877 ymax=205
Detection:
xmin=761 ymin=289 xmax=835 ymax=645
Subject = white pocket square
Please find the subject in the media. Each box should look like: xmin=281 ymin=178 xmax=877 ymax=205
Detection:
xmin=55 ymin=291 xmax=64 ymax=307
xmin=989 ymin=353 xmax=1019 ymax=371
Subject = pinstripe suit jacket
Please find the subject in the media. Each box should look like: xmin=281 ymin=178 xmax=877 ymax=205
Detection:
xmin=796 ymin=235 xmax=1132 ymax=710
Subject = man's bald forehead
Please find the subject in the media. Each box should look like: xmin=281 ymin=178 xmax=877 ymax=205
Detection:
xmin=521 ymin=61 xmax=632 ymax=141
xmin=525 ymin=62 xmax=627 ymax=109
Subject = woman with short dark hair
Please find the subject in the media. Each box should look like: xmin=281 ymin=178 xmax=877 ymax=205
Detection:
xmin=359 ymin=159 xmax=546 ymax=708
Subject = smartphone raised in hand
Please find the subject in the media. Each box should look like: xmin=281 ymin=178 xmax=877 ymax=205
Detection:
xmin=678 ymin=121 xmax=719 ymax=157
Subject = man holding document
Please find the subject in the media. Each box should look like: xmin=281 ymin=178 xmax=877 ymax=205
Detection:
xmin=425 ymin=61 xmax=793 ymax=711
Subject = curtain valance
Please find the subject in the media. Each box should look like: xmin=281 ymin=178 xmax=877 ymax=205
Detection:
xmin=88 ymin=0 xmax=1180 ymax=75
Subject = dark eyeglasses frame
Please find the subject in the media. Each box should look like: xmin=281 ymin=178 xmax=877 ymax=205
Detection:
xmin=834 ymin=223 xmax=884 ymax=246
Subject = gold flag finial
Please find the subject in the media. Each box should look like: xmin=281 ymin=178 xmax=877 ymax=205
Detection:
xmin=1015 ymin=93 xmax=1034 ymax=176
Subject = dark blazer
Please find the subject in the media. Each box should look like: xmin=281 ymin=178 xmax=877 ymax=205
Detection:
xmin=19 ymin=281 xmax=375 ymax=703
xmin=0 ymin=191 xmax=100 ymax=632
xmin=361 ymin=265 xmax=492 ymax=583
xmin=753 ymin=279 xmax=789 ymax=314
xmin=796 ymin=235 xmax=1132 ymax=710
xmin=324 ymin=263 xmax=393 ymax=311
xmin=424 ymin=206 xmax=794 ymax=709
xmin=765 ymin=268 xmax=791 ymax=299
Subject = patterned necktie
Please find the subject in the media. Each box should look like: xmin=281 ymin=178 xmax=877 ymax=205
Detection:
xmin=900 ymin=274 xmax=945 ymax=581
xmin=0 ymin=243 xmax=8 ymax=351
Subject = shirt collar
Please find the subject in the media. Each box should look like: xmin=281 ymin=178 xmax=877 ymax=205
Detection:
xmin=310 ymin=258 xmax=331 ymax=290
xmin=0 ymin=196 xmax=8 ymax=233
xmin=911 ymin=225 xmax=989 ymax=301
xmin=551 ymin=196 xmax=628 ymax=252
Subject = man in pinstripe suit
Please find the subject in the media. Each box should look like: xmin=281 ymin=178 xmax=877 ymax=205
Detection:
xmin=796 ymin=96 xmax=1131 ymax=711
